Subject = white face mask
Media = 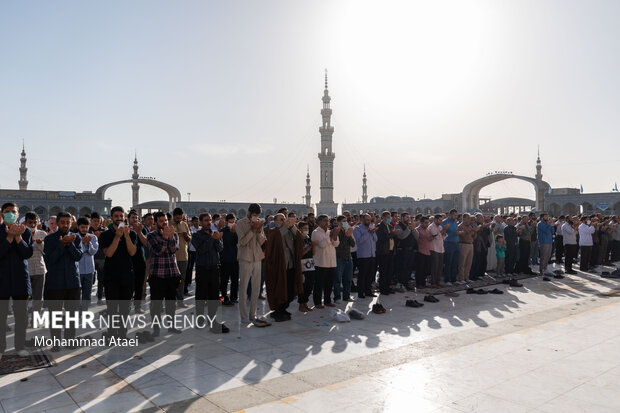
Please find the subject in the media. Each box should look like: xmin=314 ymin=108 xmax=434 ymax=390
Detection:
xmin=228 ymin=223 xmax=234 ymax=228
xmin=251 ymin=216 xmax=259 ymax=223
xmin=302 ymin=230 xmax=309 ymax=237
xmin=369 ymin=223 xmax=375 ymax=229
xmin=587 ymin=220 xmax=591 ymax=225
xmin=342 ymin=222 xmax=349 ymax=230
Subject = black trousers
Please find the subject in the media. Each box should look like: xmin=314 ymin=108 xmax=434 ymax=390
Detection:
xmin=0 ymin=296 xmax=28 ymax=352
xmin=394 ymin=248 xmax=415 ymax=285
xmin=580 ymin=246 xmax=592 ymax=271
xmin=298 ymin=271 xmax=315 ymax=304
xmin=314 ymin=267 xmax=335 ymax=305
xmin=357 ymin=257 xmax=376 ymax=296
xmin=377 ymin=254 xmax=393 ymax=293
xmin=132 ymin=259 xmax=146 ymax=308
xmin=95 ymin=259 xmax=105 ymax=300
xmin=590 ymin=244 xmax=600 ymax=267
xmin=149 ymin=276 xmax=180 ymax=327
xmin=415 ymin=252 xmax=430 ymax=287
xmin=45 ymin=288 xmax=80 ymax=342
xmin=555 ymin=235 xmax=564 ymax=263
xmin=219 ymin=261 xmax=239 ymax=301
xmin=195 ymin=265 xmax=220 ymax=319
xmin=104 ymin=275 xmax=134 ymax=338
xmin=564 ymin=244 xmax=578 ymax=272
xmin=505 ymin=244 xmax=517 ymax=274
xmin=470 ymin=250 xmax=488 ymax=280
xmin=185 ymin=250 xmax=196 ymax=293
xmin=518 ymin=240 xmax=531 ymax=274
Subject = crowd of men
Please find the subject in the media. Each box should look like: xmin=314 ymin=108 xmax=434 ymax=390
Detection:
xmin=1 ymin=200 xmax=620 ymax=358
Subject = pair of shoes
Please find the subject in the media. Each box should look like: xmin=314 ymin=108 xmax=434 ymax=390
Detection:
xmin=210 ymin=323 xmax=230 ymax=333
xmin=405 ymin=299 xmax=424 ymax=308
xmin=372 ymin=303 xmax=387 ymax=314
xmin=509 ymin=279 xmax=523 ymax=287
xmin=424 ymin=295 xmax=439 ymax=303
xmin=252 ymin=318 xmax=272 ymax=327
xmin=167 ymin=328 xmax=182 ymax=334
xmin=489 ymin=288 xmax=504 ymax=294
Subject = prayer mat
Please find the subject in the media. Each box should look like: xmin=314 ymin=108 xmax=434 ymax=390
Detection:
xmin=0 ymin=350 xmax=56 ymax=375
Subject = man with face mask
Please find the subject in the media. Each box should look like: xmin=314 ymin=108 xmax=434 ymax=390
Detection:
xmin=237 ymin=204 xmax=270 ymax=326
xmin=265 ymin=213 xmax=304 ymax=321
xmin=43 ymin=211 xmax=82 ymax=351
xmin=25 ymin=212 xmax=46 ymax=313
xmin=0 ymin=203 xmax=33 ymax=359
xmin=98 ymin=206 xmax=137 ymax=339
xmin=47 ymin=216 xmax=58 ymax=234
xmin=77 ymin=217 xmax=99 ymax=311
xmin=89 ymin=212 xmax=107 ymax=305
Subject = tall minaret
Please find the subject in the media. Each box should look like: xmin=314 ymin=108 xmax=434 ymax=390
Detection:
xmin=535 ymin=146 xmax=542 ymax=181
xmin=19 ymin=142 xmax=28 ymax=191
xmin=132 ymin=152 xmax=140 ymax=208
xmin=305 ymin=165 xmax=312 ymax=208
xmin=316 ymin=69 xmax=338 ymax=216
xmin=362 ymin=165 xmax=368 ymax=203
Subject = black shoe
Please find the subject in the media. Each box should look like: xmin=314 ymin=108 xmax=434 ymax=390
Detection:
xmin=405 ymin=300 xmax=423 ymax=308
xmin=476 ymin=289 xmax=488 ymax=295
xmin=553 ymin=274 xmax=564 ymax=279
xmin=222 ymin=297 xmax=234 ymax=307
xmin=210 ymin=323 xmax=230 ymax=334
xmin=423 ymin=295 xmax=439 ymax=303
xmin=466 ymin=288 xmax=476 ymax=294
xmin=167 ymin=328 xmax=182 ymax=334
xmin=358 ymin=294 xmax=366 ymax=299
xmin=489 ymin=288 xmax=504 ymax=294
xmin=542 ymin=276 xmax=551 ymax=281
xmin=272 ymin=312 xmax=290 ymax=322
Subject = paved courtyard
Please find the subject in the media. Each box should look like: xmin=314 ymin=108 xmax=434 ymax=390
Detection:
xmin=2 ymin=262 xmax=620 ymax=412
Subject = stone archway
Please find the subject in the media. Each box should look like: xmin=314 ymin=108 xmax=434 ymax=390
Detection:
xmin=96 ymin=179 xmax=182 ymax=212
xmin=462 ymin=173 xmax=551 ymax=213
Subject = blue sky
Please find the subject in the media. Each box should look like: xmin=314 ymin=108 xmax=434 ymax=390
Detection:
xmin=1 ymin=0 xmax=619 ymax=209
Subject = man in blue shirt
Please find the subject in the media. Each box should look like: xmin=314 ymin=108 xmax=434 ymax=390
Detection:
xmin=77 ymin=217 xmax=98 ymax=311
xmin=442 ymin=209 xmax=460 ymax=285
xmin=536 ymin=213 xmax=554 ymax=277
xmin=44 ymin=211 xmax=83 ymax=351
xmin=353 ymin=214 xmax=378 ymax=299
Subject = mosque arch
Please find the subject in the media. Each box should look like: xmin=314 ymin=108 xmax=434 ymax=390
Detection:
xmin=462 ymin=174 xmax=550 ymax=213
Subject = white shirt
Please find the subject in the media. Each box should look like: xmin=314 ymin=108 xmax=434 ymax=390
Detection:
xmin=561 ymin=222 xmax=577 ymax=245
xmin=428 ymin=223 xmax=445 ymax=253
xmin=311 ymin=227 xmax=339 ymax=268
xmin=578 ymin=223 xmax=595 ymax=246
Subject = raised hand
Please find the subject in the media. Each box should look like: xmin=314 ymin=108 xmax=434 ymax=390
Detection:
xmin=162 ymin=225 xmax=176 ymax=239
xmin=211 ymin=231 xmax=223 ymax=240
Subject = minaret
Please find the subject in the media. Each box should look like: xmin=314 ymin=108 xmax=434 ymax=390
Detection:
xmin=362 ymin=165 xmax=368 ymax=203
xmin=132 ymin=152 xmax=140 ymax=208
xmin=19 ymin=142 xmax=28 ymax=191
xmin=316 ymin=69 xmax=338 ymax=216
xmin=305 ymin=165 xmax=312 ymax=208
xmin=535 ymin=146 xmax=542 ymax=181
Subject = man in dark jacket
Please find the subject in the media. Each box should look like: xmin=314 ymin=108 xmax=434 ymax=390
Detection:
xmin=43 ymin=211 xmax=82 ymax=351
xmin=334 ymin=215 xmax=356 ymax=302
xmin=376 ymin=211 xmax=400 ymax=295
xmin=219 ymin=213 xmax=239 ymax=306
xmin=393 ymin=213 xmax=417 ymax=292
xmin=0 ymin=203 xmax=33 ymax=359
xmin=191 ymin=213 xmax=228 ymax=333
xmin=503 ymin=218 xmax=518 ymax=275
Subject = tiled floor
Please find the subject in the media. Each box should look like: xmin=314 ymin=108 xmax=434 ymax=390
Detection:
xmin=1 ymin=262 xmax=619 ymax=412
